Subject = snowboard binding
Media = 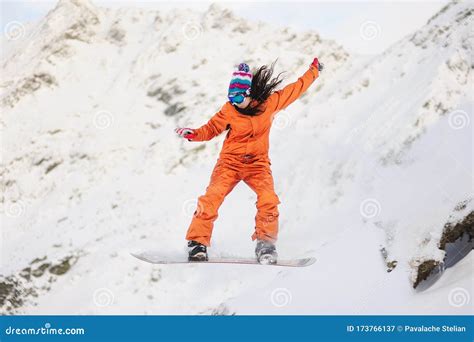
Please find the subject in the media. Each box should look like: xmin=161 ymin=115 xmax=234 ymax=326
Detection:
xmin=187 ymin=240 xmax=208 ymax=261
xmin=255 ymin=240 xmax=278 ymax=265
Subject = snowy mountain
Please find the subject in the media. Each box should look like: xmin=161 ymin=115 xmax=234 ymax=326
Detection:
xmin=0 ymin=0 xmax=472 ymax=315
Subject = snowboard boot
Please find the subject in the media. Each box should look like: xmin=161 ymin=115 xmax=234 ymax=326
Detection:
xmin=255 ymin=240 xmax=278 ymax=264
xmin=187 ymin=240 xmax=208 ymax=261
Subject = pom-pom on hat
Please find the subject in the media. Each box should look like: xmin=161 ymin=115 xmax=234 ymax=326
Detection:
xmin=228 ymin=63 xmax=252 ymax=105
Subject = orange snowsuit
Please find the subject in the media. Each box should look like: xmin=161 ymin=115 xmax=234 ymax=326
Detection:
xmin=186 ymin=65 xmax=319 ymax=246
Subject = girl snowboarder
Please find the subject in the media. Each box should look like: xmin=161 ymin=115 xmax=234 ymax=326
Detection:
xmin=175 ymin=57 xmax=322 ymax=263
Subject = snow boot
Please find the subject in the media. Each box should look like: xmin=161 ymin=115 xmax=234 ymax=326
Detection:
xmin=255 ymin=240 xmax=278 ymax=264
xmin=187 ymin=240 xmax=208 ymax=261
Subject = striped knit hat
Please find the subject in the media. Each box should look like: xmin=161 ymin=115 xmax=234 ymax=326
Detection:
xmin=228 ymin=63 xmax=252 ymax=104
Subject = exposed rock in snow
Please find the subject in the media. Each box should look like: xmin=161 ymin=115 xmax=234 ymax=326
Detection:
xmin=0 ymin=253 xmax=81 ymax=314
xmin=413 ymin=203 xmax=474 ymax=290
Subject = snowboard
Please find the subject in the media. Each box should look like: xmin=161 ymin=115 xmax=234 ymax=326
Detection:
xmin=131 ymin=252 xmax=315 ymax=267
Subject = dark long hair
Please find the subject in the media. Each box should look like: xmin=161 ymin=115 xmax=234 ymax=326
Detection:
xmin=235 ymin=61 xmax=284 ymax=116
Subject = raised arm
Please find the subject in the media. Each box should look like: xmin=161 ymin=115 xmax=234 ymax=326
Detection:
xmin=175 ymin=103 xmax=231 ymax=142
xmin=268 ymin=58 xmax=321 ymax=113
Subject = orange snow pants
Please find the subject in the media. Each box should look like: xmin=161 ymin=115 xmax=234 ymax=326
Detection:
xmin=185 ymin=155 xmax=280 ymax=246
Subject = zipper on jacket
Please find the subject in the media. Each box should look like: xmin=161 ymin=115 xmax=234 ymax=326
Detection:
xmin=245 ymin=116 xmax=254 ymax=155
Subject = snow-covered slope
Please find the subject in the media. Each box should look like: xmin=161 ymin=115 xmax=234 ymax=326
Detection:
xmin=0 ymin=0 xmax=472 ymax=315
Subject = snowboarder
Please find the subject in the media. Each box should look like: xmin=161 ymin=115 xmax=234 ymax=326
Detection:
xmin=175 ymin=58 xmax=322 ymax=263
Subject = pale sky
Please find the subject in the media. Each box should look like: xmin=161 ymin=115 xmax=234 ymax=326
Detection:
xmin=0 ymin=0 xmax=449 ymax=54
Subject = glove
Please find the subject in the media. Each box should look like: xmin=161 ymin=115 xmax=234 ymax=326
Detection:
xmin=175 ymin=127 xmax=196 ymax=141
xmin=311 ymin=57 xmax=324 ymax=72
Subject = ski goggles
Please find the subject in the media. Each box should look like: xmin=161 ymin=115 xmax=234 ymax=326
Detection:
xmin=228 ymin=94 xmax=245 ymax=105
xmin=228 ymin=89 xmax=250 ymax=105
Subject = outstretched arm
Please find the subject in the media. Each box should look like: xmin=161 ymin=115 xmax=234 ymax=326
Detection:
xmin=175 ymin=104 xmax=230 ymax=142
xmin=192 ymin=107 xmax=229 ymax=141
xmin=268 ymin=58 xmax=321 ymax=113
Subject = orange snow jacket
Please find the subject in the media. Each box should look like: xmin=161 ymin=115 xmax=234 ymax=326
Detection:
xmin=192 ymin=65 xmax=319 ymax=159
